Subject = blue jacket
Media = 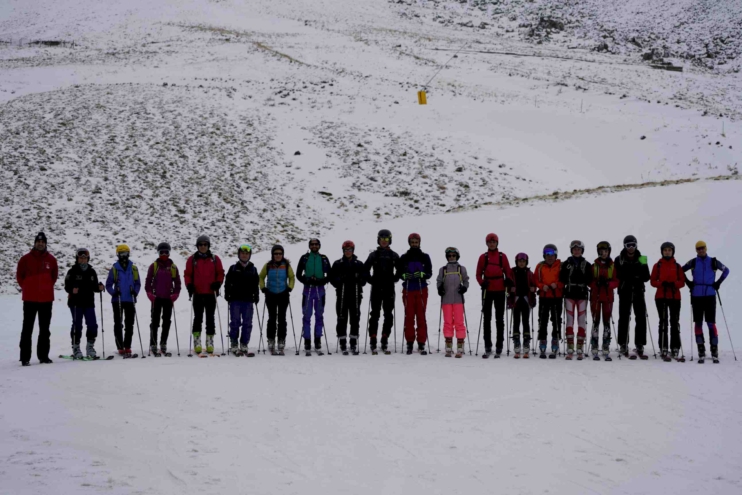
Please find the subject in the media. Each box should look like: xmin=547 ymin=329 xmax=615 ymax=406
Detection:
xmin=105 ymin=261 xmax=142 ymax=303
xmin=683 ymin=255 xmax=729 ymax=298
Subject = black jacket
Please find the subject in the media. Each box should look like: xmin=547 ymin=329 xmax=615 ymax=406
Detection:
xmin=615 ymin=249 xmax=650 ymax=294
xmin=64 ymin=264 xmax=103 ymax=308
xmin=559 ymin=256 xmax=593 ymax=300
xmin=330 ymin=255 xmax=366 ymax=294
xmin=364 ymin=247 xmax=400 ymax=288
xmin=224 ymin=261 xmax=260 ymax=303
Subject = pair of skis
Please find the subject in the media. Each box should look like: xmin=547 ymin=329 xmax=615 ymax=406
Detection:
xmin=58 ymin=354 xmax=115 ymax=361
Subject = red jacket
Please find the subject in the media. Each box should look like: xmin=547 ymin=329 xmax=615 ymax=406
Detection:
xmin=184 ymin=253 xmax=225 ymax=295
xmin=650 ymin=257 xmax=685 ymax=300
xmin=475 ymin=250 xmax=512 ymax=292
xmin=589 ymin=257 xmax=619 ymax=303
xmin=16 ymin=249 xmax=58 ymax=303
xmin=534 ymin=260 xmax=564 ymax=298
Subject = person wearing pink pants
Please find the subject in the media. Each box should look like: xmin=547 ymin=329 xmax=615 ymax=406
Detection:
xmin=436 ymin=247 xmax=469 ymax=358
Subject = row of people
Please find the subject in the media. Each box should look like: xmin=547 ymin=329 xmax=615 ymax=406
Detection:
xmin=16 ymin=230 xmax=730 ymax=365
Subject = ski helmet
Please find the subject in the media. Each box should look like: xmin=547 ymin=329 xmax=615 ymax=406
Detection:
xmin=116 ymin=244 xmax=130 ymax=255
xmin=445 ymin=247 xmax=460 ymax=260
xmin=695 ymin=240 xmax=707 ymax=250
xmin=623 ymin=235 xmax=637 ymax=248
xmin=660 ymin=242 xmax=675 ymax=256
xmin=238 ymin=244 xmax=252 ymax=255
xmin=596 ymin=241 xmax=611 ymax=255
xmin=377 ymin=229 xmax=392 ymax=245
xmin=76 ymin=247 xmax=90 ymax=260
xmin=157 ymin=242 xmax=171 ymax=253
xmin=515 ymin=252 xmax=529 ymax=264
xmin=196 ymin=235 xmax=211 ymax=247
xmin=569 ymin=240 xmax=585 ymax=254
xmin=408 ymin=233 xmax=421 ymax=245
xmin=271 ymin=244 xmax=284 ymax=255
xmin=341 ymin=240 xmax=355 ymax=252
xmin=486 ymin=233 xmax=499 ymax=244
xmin=308 ymin=238 xmax=321 ymax=248
xmin=543 ymin=244 xmax=558 ymax=258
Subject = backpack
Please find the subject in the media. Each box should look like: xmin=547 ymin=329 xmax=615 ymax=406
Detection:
xmin=112 ymin=263 xmax=139 ymax=284
xmin=153 ymin=260 xmax=177 ymax=279
xmin=481 ymin=251 xmax=503 ymax=279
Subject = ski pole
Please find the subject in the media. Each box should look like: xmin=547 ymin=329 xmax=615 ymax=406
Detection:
xmin=115 ymin=289 xmax=124 ymax=351
xmin=99 ymin=292 xmax=106 ymax=359
xmin=421 ymin=286 xmax=431 ymax=355
xmin=393 ymin=300 xmax=397 ymax=353
xmin=463 ymin=301 xmax=472 ymax=355
xmin=188 ymin=296 xmax=194 ymax=357
xmin=437 ymin=298 xmax=442 ymax=353
xmin=256 ymin=299 xmax=265 ymax=355
xmin=172 ymin=300 xmax=181 ymax=356
xmin=288 ymin=297 xmax=299 ymax=355
xmin=132 ymin=294 xmax=146 ymax=359
xmin=226 ymin=300 xmax=231 ymax=355
xmin=717 ymin=292 xmax=738 ymax=361
xmin=475 ymin=288 xmax=484 ymax=355
xmin=506 ymin=305 xmax=511 ymax=356
xmin=214 ymin=292 xmax=226 ymax=356
xmin=646 ymin=309 xmax=657 ymax=359
xmin=561 ymin=298 xmax=566 ymax=356
xmin=319 ymin=286 xmax=332 ymax=355
xmin=531 ymin=304 xmax=535 ymax=354
xmin=337 ymin=283 xmax=345 ymax=354
xmin=363 ymin=295 xmax=371 ymax=354
xmin=148 ymin=299 xmax=154 ymax=357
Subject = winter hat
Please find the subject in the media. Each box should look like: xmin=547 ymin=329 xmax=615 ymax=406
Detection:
xmin=445 ymin=247 xmax=460 ymax=260
xmin=596 ymin=241 xmax=611 ymax=255
xmin=342 ymin=240 xmax=355 ymax=252
xmin=660 ymin=242 xmax=675 ymax=257
xmin=569 ymin=240 xmax=585 ymax=254
xmin=486 ymin=233 xmax=499 ymax=244
xmin=623 ymin=235 xmax=638 ymax=247
xmin=157 ymin=242 xmax=171 ymax=253
xmin=34 ymin=232 xmax=47 ymax=243
xmin=271 ymin=244 xmax=284 ymax=255
xmin=196 ymin=235 xmax=210 ymax=247
xmin=543 ymin=244 xmax=558 ymax=257
xmin=515 ymin=252 xmax=529 ymax=264
xmin=408 ymin=233 xmax=421 ymax=245
xmin=695 ymin=240 xmax=707 ymax=250
xmin=116 ymin=244 xmax=130 ymax=255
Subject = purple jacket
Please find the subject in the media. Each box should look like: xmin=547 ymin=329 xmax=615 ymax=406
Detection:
xmin=145 ymin=258 xmax=182 ymax=300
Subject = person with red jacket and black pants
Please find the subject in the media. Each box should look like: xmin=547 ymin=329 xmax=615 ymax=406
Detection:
xmin=589 ymin=241 xmax=619 ymax=360
xmin=476 ymin=233 xmax=513 ymax=358
xmin=17 ymin=232 xmax=58 ymax=366
xmin=184 ymin=235 xmax=225 ymax=355
xmin=650 ymin=242 xmax=686 ymax=361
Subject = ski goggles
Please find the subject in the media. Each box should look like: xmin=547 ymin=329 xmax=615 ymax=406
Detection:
xmin=379 ymin=237 xmax=391 ymax=242
xmin=543 ymin=249 xmax=556 ymax=256
xmin=624 ymin=242 xmax=637 ymax=249
xmin=158 ymin=249 xmax=170 ymax=255
xmin=239 ymin=244 xmax=252 ymax=253
xmin=197 ymin=243 xmax=209 ymax=247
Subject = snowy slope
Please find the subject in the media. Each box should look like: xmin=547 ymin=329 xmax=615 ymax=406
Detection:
xmin=1 ymin=179 xmax=741 ymax=495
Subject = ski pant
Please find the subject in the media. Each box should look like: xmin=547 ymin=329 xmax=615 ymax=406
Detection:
xmin=302 ymin=286 xmax=325 ymax=339
xmin=590 ymin=299 xmax=613 ymax=354
xmin=192 ymin=293 xmax=216 ymax=336
xmin=229 ymin=301 xmax=254 ymax=345
xmin=69 ymin=306 xmax=98 ymax=344
xmin=442 ymin=303 xmax=466 ymax=340
xmin=565 ymin=298 xmax=587 ymax=351
xmin=19 ymin=302 xmax=52 ymax=362
xmin=537 ymin=297 xmax=562 ymax=350
xmin=691 ymin=296 xmax=718 ymax=348
xmin=336 ymin=285 xmax=362 ymax=343
xmin=403 ymin=287 xmax=428 ymax=344
xmin=113 ymin=301 xmax=135 ymax=350
xmin=149 ymin=298 xmax=172 ymax=348
xmin=617 ymin=291 xmax=647 ymax=348
xmin=266 ymin=291 xmax=289 ymax=342
xmin=511 ymin=297 xmax=531 ymax=346
xmin=482 ymin=290 xmax=506 ymax=351
xmin=656 ymin=299 xmax=681 ymax=351
xmin=368 ymin=286 xmax=395 ymax=345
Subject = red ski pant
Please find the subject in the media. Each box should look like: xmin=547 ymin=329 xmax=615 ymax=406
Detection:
xmin=565 ymin=298 xmax=587 ymax=348
xmin=403 ymin=288 xmax=428 ymax=344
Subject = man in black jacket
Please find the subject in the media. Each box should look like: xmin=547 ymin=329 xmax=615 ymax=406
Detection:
xmin=224 ymin=245 xmax=260 ymax=356
xmin=614 ymin=235 xmax=651 ymax=358
xmin=64 ymin=248 xmax=105 ymax=359
xmin=364 ymin=229 xmax=400 ymax=354
xmin=330 ymin=240 xmax=366 ymax=355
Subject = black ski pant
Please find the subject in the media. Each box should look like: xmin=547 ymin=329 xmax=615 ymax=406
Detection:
xmin=149 ymin=298 xmax=172 ymax=347
xmin=111 ymin=301 xmax=135 ymax=350
xmin=265 ymin=291 xmax=289 ymax=342
xmin=537 ymin=297 xmax=562 ymax=347
xmin=368 ymin=285 xmax=395 ymax=346
xmin=482 ymin=290 xmax=506 ymax=351
xmin=617 ymin=291 xmax=647 ymax=348
xmin=656 ymin=299 xmax=681 ymax=352
xmin=19 ymin=302 xmax=53 ymax=363
xmin=511 ymin=297 xmax=531 ymax=346
xmin=192 ymin=293 xmax=216 ymax=336
xmin=336 ymin=285 xmax=362 ymax=342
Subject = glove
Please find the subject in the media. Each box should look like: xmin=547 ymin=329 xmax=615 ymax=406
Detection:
xmin=401 ymin=273 xmax=413 ymax=281
xmin=97 ymin=282 xmax=105 ymax=292
xmin=170 ymin=293 xmax=179 ymax=303
xmin=662 ymin=281 xmax=674 ymax=290
xmin=458 ymin=285 xmax=468 ymax=295
xmin=598 ymin=277 xmax=608 ymax=287
xmin=686 ymin=280 xmax=695 ymax=291
xmin=437 ymin=287 xmax=445 ymax=297
xmin=713 ymin=281 xmax=721 ymax=291
xmin=115 ymin=286 xmax=121 ymax=295
xmin=186 ymin=284 xmax=194 ymax=297
xmin=210 ymin=282 xmax=222 ymax=292
xmin=414 ymin=271 xmax=425 ymax=279
xmin=261 ymin=287 xmax=267 ymax=294
xmin=147 ymin=292 xmax=155 ymax=303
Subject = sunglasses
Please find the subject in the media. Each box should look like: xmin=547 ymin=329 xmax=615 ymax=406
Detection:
xmin=447 ymin=254 xmax=458 ymax=258
xmin=343 ymin=248 xmax=353 ymax=252
xmin=197 ymin=243 xmax=209 ymax=247
xmin=309 ymin=243 xmax=320 ymax=247
xmin=696 ymin=247 xmax=706 ymax=251
xmin=273 ymin=252 xmax=284 ymax=256
xmin=624 ymin=243 xmax=637 ymax=249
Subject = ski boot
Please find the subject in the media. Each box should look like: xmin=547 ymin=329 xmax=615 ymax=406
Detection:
xmin=671 ymin=349 xmax=685 ymax=362
xmin=418 ymin=343 xmax=428 ymax=356
xmin=349 ymin=335 xmax=359 ymax=355
xmin=160 ymin=344 xmax=170 ymax=357
xmin=549 ymin=339 xmax=559 ymax=359
xmin=22 ymin=361 xmax=30 ymax=367
xmin=150 ymin=345 xmax=161 ymax=357
xmin=124 ymin=348 xmax=133 ymax=358
xmin=230 ymin=339 xmax=239 ymax=356
xmin=482 ymin=347 xmax=492 ymax=359
xmin=72 ymin=343 xmax=84 ymax=360
xmin=267 ymin=339 xmax=276 ymax=355
xmin=591 ymin=345 xmax=600 ymax=361
xmin=406 ymin=342 xmax=414 ymax=355
xmin=240 ymin=343 xmax=252 ymax=357
xmin=523 ymin=340 xmax=531 ymax=359
xmin=445 ymin=338 xmax=453 ymax=358
xmin=576 ymin=344 xmax=584 ymax=361
xmin=339 ymin=337 xmax=348 ymax=355
xmin=193 ymin=332 xmax=202 ymax=354
xmin=455 ymin=340 xmax=464 ymax=358
xmin=697 ymin=352 xmax=706 ymax=364
xmin=205 ymin=335 xmax=214 ymax=354
xmin=565 ymin=344 xmax=574 ymax=360
xmin=86 ymin=340 xmax=97 ymax=359
xmin=40 ymin=357 xmax=53 ymax=364
xmin=314 ymin=337 xmax=324 ymax=356
xmin=513 ymin=345 xmax=521 ymax=359
xmin=304 ymin=337 xmax=312 ymax=356
xmin=380 ymin=336 xmax=391 ymax=355
xmin=619 ymin=344 xmax=629 ymax=358
xmin=711 ymin=345 xmax=719 ymax=364
xmin=602 ymin=344 xmax=611 ymax=361
xmin=494 ymin=347 xmax=502 ymax=359
xmin=661 ymin=349 xmax=671 ymax=362
xmin=277 ymin=339 xmax=286 ymax=356
xmin=118 ymin=348 xmax=126 ymax=356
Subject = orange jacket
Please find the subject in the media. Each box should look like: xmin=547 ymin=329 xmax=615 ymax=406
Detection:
xmin=650 ymin=258 xmax=685 ymax=300
xmin=534 ymin=260 xmax=563 ymax=298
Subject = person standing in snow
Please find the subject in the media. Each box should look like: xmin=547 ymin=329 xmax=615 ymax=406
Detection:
xmin=224 ymin=244 xmax=259 ymax=356
xmin=184 ymin=235 xmax=225 ymax=355
xmin=17 ymin=232 xmax=58 ymax=366
xmin=436 ymin=247 xmax=469 ymax=358
xmin=364 ymin=229 xmax=400 ymax=354
xmin=683 ymin=241 xmax=730 ymax=363
xmin=399 ymin=233 xmax=433 ymax=355
xmin=650 ymin=242 xmax=685 ymax=361
xmin=475 ymin=233 xmax=512 ymax=358
xmin=144 ymin=242 xmax=181 ymax=357
xmin=534 ymin=244 xmax=564 ymax=359
xmin=508 ymin=253 xmax=537 ymax=359
xmin=589 ymin=241 xmax=618 ymax=361
xmin=330 ymin=240 xmax=366 ymax=355
xmin=105 ymin=244 xmax=142 ymax=357
xmin=259 ymin=244 xmax=295 ymax=355
xmin=559 ymin=240 xmax=593 ymax=360
xmin=296 ymin=238 xmax=331 ymax=354
xmin=64 ymin=248 xmax=105 ymax=359
xmin=615 ymin=235 xmax=651 ymax=359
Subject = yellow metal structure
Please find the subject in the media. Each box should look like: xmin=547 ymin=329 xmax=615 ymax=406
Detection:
xmin=417 ymin=90 xmax=427 ymax=105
